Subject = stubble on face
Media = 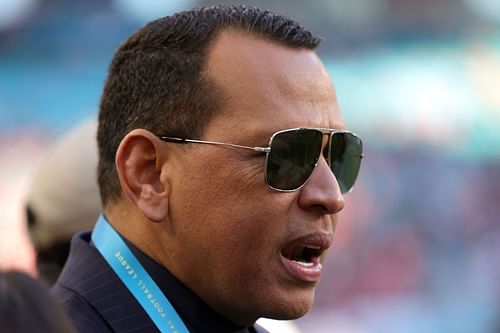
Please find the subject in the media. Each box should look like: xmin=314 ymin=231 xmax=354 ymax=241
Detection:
xmin=162 ymin=29 xmax=344 ymax=325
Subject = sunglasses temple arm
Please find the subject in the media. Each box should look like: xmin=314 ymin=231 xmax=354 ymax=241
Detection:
xmin=159 ymin=136 xmax=270 ymax=153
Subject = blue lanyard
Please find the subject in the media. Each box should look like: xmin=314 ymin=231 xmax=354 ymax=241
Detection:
xmin=92 ymin=215 xmax=190 ymax=333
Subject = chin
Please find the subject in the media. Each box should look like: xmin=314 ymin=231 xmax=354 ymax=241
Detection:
xmin=225 ymin=282 xmax=317 ymax=324
xmin=265 ymin=307 xmax=311 ymax=321
xmin=261 ymin=291 xmax=315 ymax=320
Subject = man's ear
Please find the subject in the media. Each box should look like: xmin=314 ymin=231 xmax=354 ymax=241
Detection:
xmin=115 ymin=129 xmax=170 ymax=223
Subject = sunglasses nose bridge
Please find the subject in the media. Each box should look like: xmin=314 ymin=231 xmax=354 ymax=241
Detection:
xmin=308 ymin=130 xmax=336 ymax=182
xmin=298 ymin=153 xmax=345 ymax=214
xmin=300 ymin=131 xmax=332 ymax=186
xmin=319 ymin=132 xmax=332 ymax=166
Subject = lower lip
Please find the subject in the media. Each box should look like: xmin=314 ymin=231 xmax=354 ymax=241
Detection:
xmin=280 ymin=255 xmax=322 ymax=283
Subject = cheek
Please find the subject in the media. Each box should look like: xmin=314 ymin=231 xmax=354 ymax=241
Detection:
xmin=171 ymin=153 xmax=295 ymax=259
xmin=204 ymin=190 xmax=297 ymax=266
xmin=178 ymin=152 xmax=266 ymax=214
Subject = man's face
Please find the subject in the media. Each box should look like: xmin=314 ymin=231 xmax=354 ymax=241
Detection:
xmin=165 ymin=30 xmax=346 ymax=324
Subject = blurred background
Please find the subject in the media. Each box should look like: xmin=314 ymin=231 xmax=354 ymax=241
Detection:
xmin=1 ymin=0 xmax=499 ymax=332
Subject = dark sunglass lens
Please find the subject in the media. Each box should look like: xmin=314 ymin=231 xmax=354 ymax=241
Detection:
xmin=330 ymin=132 xmax=363 ymax=193
xmin=267 ymin=129 xmax=323 ymax=190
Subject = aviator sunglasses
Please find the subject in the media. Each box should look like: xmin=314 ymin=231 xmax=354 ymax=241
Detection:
xmin=158 ymin=128 xmax=363 ymax=193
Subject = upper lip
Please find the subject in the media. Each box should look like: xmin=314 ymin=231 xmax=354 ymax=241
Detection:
xmin=280 ymin=232 xmax=334 ymax=260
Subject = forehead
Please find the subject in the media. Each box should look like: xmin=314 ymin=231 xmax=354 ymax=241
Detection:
xmin=204 ymin=30 xmax=344 ymax=139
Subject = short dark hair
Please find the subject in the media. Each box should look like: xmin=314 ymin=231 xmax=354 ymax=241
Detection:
xmin=97 ymin=4 xmax=321 ymax=206
xmin=0 ymin=270 xmax=77 ymax=332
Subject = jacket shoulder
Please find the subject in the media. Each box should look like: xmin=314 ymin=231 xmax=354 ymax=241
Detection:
xmin=51 ymin=231 xmax=114 ymax=333
xmin=53 ymin=283 xmax=112 ymax=333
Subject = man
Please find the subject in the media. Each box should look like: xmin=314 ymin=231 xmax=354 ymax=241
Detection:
xmin=52 ymin=5 xmax=363 ymax=333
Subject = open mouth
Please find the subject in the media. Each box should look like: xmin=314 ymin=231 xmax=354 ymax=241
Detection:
xmin=281 ymin=244 xmax=322 ymax=266
xmin=280 ymin=234 xmax=332 ymax=282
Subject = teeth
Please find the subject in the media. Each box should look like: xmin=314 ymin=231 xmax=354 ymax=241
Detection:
xmin=292 ymin=260 xmax=315 ymax=267
xmin=305 ymin=245 xmax=321 ymax=250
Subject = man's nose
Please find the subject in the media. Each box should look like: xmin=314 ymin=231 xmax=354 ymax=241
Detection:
xmin=297 ymin=156 xmax=345 ymax=215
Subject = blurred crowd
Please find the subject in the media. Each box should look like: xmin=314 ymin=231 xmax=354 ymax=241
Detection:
xmin=1 ymin=0 xmax=499 ymax=332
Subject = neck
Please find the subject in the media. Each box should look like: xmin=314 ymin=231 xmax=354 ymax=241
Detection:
xmin=103 ymin=204 xmax=171 ymax=267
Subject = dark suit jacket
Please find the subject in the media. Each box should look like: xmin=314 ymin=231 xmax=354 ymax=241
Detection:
xmin=52 ymin=231 xmax=269 ymax=333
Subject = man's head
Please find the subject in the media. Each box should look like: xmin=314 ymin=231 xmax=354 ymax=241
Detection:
xmin=97 ymin=5 xmax=321 ymax=206
xmin=97 ymin=4 xmax=359 ymax=326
